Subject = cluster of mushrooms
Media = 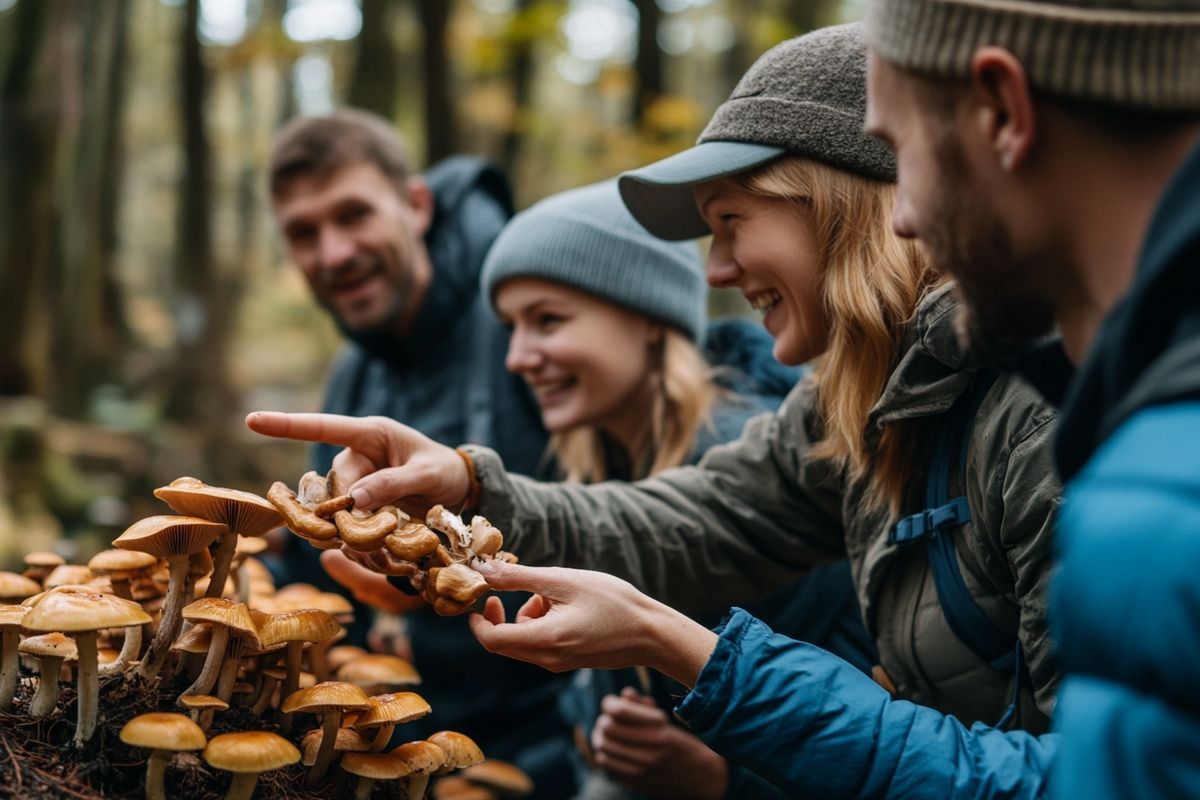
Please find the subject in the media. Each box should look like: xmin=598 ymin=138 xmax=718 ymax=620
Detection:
xmin=0 ymin=477 xmax=532 ymax=799
xmin=268 ymin=470 xmax=518 ymax=615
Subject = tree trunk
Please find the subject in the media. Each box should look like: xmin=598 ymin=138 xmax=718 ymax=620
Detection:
xmin=417 ymin=0 xmax=455 ymax=164
xmin=501 ymin=0 xmax=536 ymax=175
xmin=349 ymin=0 xmax=399 ymax=120
xmin=632 ymin=0 xmax=663 ymax=124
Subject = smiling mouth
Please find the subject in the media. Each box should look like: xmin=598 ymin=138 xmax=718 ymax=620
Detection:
xmin=748 ymin=290 xmax=782 ymax=314
xmin=531 ymin=377 xmax=577 ymax=402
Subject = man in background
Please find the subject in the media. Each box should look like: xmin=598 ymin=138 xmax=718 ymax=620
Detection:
xmin=268 ymin=109 xmax=572 ymax=796
xmin=864 ymin=1 xmax=1200 ymax=795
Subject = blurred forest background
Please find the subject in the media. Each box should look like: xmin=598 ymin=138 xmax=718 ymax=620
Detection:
xmin=0 ymin=0 xmax=852 ymax=567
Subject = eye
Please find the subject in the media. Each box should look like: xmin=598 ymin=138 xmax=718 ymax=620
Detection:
xmin=535 ymin=312 xmax=565 ymax=330
xmin=285 ymin=224 xmax=316 ymax=246
xmin=337 ymin=204 xmax=371 ymax=226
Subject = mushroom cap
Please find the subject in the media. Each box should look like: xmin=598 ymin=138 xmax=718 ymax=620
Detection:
xmin=337 ymin=654 xmax=422 ymax=689
xmin=0 ymin=604 xmax=29 ymax=627
xmin=326 ymin=645 xmax=368 ymax=672
xmin=300 ymin=727 xmax=371 ymax=766
xmin=154 ymin=480 xmax=283 ymax=537
xmin=179 ymin=694 xmax=229 ymax=712
xmin=0 ymin=571 xmax=45 ymax=600
xmin=280 ymin=680 xmax=370 ymax=714
xmin=172 ymin=623 xmax=214 ymax=653
xmin=23 ymin=552 xmax=65 ymax=569
xmin=266 ymin=590 xmax=354 ymax=617
xmin=87 ymin=549 xmax=157 ymax=577
xmin=460 ymin=760 xmax=534 ymax=796
xmin=235 ymin=536 xmax=269 ymax=557
xmin=433 ymin=776 xmax=499 ymax=800
xmin=23 ymin=587 xmax=152 ymax=632
xmin=355 ymin=692 xmax=432 ymax=729
xmin=203 ymin=731 xmax=300 ymax=773
xmin=426 ymin=731 xmax=484 ymax=771
xmin=181 ymin=598 xmax=259 ymax=645
xmin=120 ymin=712 xmax=207 ymax=752
xmin=114 ymin=515 xmax=227 ymax=559
xmin=20 ymin=631 xmax=78 ymax=661
xmin=339 ymin=751 xmax=412 ymax=781
xmin=391 ymin=740 xmax=446 ymax=776
xmin=255 ymin=608 xmax=341 ymax=647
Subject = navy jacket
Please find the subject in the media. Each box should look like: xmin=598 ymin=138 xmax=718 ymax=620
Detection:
xmin=1049 ymin=140 xmax=1200 ymax=798
xmin=282 ymin=157 xmax=570 ymax=797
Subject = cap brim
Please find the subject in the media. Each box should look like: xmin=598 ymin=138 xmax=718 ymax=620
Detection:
xmin=618 ymin=142 xmax=786 ymax=240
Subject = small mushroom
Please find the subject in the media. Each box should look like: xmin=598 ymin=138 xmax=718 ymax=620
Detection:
xmin=281 ymin=680 xmax=370 ymax=784
xmin=255 ymin=608 xmax=341 ymax=729
xmin=42 ymin=565 xmax=94 ymax=592
xmin=22 ymin=552 xmax=65 ymax=586
xmin=120 ymin=712 xmax=207 ymax=800
xmin=203 ymin=731 xmax=300 ymax=800
xmin=394 ymin=739 xmax=451 ymax=799
xmin=179 ymin=597 xmax=260 ymax=703
xmin=0 ymin=571 xmax=43 ymax=603
xmin=300 ymin=726 xmax=370 ymax=766
xmin=341 ymin=751 xmax=412 ymax=800
xmin=460 ymin=759 xmax=535 ymax=797
xmin=87 ymin=549 xmax=157 ymax=601
xmin=337 ymin=653 xmax=422 ymax=694
xmin=433 ymin=776 xmax=499 ymax=800
xmin=354 ymin=691 xmax=432 ymax=751
xmin=178 ymin=693 xmax=228 ymax=732
xmin=428 ymin=730 xmax=485 ymax=774
xmin=0 ymin=604 xmax=28 ymax=709
xmin=248 ymin=666 xmax=287 ymax=716
xmin=19 ymin=632 xmax=77 ymax=716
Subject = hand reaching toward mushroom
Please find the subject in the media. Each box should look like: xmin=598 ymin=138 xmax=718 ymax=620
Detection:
xmin=244 ymin=412 xmax=472 ymax=515
xmin=467 ymin=560 xmax=719 ymax=689
xmin=592 ymin=687 xmax=730 ymax=800
xmin=319 ymin=550 xmax=425 ymax=615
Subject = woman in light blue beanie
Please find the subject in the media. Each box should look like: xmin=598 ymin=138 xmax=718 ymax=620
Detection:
xmin=481 ymin=180 xmax=713 ymax=482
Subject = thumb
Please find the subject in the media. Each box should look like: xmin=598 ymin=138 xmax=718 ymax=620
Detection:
xmin=474 ymin=560 xmax=562 ymax=594
xmin=349 ymin=466 xmax=423 ymax=510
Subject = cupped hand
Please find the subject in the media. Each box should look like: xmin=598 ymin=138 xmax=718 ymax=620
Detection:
xmin=319 ymin=549 xmax=426 ymax=614
xmin=467 ymin=561 xmax=718 ymax=687
xmin=244 ymin=411 xmax=470 ymax=514
xmin=592 ymin=687 xmax=729 ymax=799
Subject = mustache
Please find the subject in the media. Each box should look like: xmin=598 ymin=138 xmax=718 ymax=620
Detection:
xmin=316 ymin=256 xmax=380 ymax=290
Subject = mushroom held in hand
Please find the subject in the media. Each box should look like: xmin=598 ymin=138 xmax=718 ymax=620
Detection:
xmin=203 ymin=731 xmax=300 ymax=800
xmin=120 ymin=712 xmax=207 ymax=800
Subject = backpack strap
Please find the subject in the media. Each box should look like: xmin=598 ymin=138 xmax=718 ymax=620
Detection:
xmin=889 ymin=372 xmax=1027 ymax=727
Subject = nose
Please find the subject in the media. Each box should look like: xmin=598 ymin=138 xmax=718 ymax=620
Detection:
xmin=705 ymin=237 xmax=742 ymax=288
xmin=890 ymin=193 xmax=916 ymax=240
xmin=504 ymin=327 xmax=543 ymax=375
xmin=316 ymin=225 xmax=357 ymax=269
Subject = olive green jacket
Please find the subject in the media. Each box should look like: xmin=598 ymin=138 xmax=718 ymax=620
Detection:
xmin=466 ymin=286 xmax=1060 ymax=732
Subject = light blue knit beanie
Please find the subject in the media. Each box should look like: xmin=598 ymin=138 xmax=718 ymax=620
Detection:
xmin=481 ymin=180 xmax=706 ymax=341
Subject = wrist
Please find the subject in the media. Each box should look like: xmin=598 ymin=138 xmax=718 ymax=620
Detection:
xmin=635 ymin=596 xmax=718 ymax=689
xmin=454 ymin=448 xmax=482 ymax=511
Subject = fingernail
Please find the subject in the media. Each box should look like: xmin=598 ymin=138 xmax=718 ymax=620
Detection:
xmin=350 ymin=488 xmax=370 ymax=507
xmin=474 ymin=560 xmax=496 ymax=575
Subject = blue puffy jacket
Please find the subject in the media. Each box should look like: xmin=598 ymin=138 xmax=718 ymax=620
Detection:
xmin=1048 ymin=140 xmax=1200 ymax=798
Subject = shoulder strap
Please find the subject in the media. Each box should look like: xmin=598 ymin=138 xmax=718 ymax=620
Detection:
xmin=890 ymin=372 xmax=1015 ymax=671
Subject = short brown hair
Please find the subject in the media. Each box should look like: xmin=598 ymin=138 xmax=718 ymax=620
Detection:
xmin=268 ymin=109 xmax=412 ymax=198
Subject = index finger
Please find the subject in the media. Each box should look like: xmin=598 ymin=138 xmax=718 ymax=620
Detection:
xmin=245 ymin=411 xmax=376 ymax=448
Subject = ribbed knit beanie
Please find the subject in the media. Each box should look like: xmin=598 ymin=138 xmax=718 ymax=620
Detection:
xmin=866 ymin=0 xmax=1200 ymax=112
xmin=481 ymin=180 xmax=706 ymax=341
xmin=620 ymin=23 xmax=894 ymax=240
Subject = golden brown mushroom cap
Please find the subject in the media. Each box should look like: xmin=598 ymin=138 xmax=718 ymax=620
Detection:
xmin=355 ymin=692 xmax=432 ymax=729
xmin=171 ymin=622 xmax=214 ymax=654
xmin=37 ymin=566 xmax=93 ymax=592
xmin=280 ymin=680 xmax=370 ymax=714
xmin=23 ymin=552 xmax=65 ymax=569
xmin=433 ymin=776 xmax=499 ymax=800
xmin=154 ymin=480 xmax=282 ymax=538
xmin=120 ymin=712 xmax=207 ymax=751
xmin=0 ymin=604 xmax=28 ymax=627
xmin=203 ymin=731 xmax=300 ymax=773
xmin=300 ymin=727 xmax=372 ymax=766
xmin=181 ymin=597 xmax=259 ymax=645
xmin=20 ymin=632 xmax=78 ymax=661
xmin=179 ymin=694 xmax=229 ymax=713
xmin=267 ymin=590 xmax=354 ymax=617
xmin=460 ymin=760 xmax=535 ymax=796
xmin=87 ymin=549 xmax=157 ymax=576
xmin=114 ymin=515 xmax=227 ymax=559
xmin=340 ymin=751 xmax=413 ymax=781
xmin=337 ymin=654 xmax=422 ymax=689
xmin=235 ymin=536 xmax=270 ymax=557
xmin=0 ymin=572 xmax=42 ymax=601
xmin=326 ymin=645 xmax=368 ymax=672
xmin=391 ymin=740 xmax=447 ymax=776
xmin=256 ymin=608 xmax=341 ymax=648
xmin=23 ymin=588 xmax=151 ymax=632
xmin=427 ymin=731 xmax=484 ymax=771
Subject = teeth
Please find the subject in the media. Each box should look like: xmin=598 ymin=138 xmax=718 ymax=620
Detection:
xmin=749 ymin=291 xmax=782 ymax=312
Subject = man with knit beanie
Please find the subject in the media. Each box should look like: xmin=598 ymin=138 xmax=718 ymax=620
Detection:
xmin=864 ymin=1 xmax=1200 ymax=796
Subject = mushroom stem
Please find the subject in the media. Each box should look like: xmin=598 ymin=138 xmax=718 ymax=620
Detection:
xmin=99 ymin=624 xmax=142 ymax=677
xmin=28 ymin=655 xmax=65 ymax=717
xmin=73 ymin=631 xmax=99 ymax=745
xmin=224 ymin=772 xmax=260 ymax=800
xmin=354 ymin=776 xmax=375 ymax=800
xmin=206 ymin=533 xmax=238 ymax=599
xmin=368 ymin=722 xmax=395 ymax=752
xmin=214 ymin=638 xmax=247 ymax=704
xmin=0 ymin=628 xmax=20 ymax=710
xmin=234 ymin=561 xmax=251 ymax=604
xmin=138 ymin=554 xmax=190 ymax=679
xmin=181 ymin=625 xmax=230 ymax=699
xmin=307 ymin=638 xmax=336 ymax=683
xmin=279 ymin=643 xmax=302 ymax=732
xmin=249 ymin=672 xmax=280 ymax=717
xmin=406 ymin=774 xmax=431 ymax=799
xmin=306 ymin=710 xmax=342 ymax=786
xmin=144 ymin=749 xmax=171 ymax=800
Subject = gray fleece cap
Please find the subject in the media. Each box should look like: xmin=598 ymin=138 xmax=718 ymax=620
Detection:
xmin=481 ymin=180 xmax=706 ymax=340
xmin=620 ymin=22 xmax=896 ymax=240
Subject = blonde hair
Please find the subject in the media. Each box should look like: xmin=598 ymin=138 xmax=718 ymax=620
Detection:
xmin=551 ymin=328 xmax=717 ymax=483
xmin=737 ymin=156 xmax=944 ymax=514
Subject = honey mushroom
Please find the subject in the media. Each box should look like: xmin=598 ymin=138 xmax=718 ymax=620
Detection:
xmin=354 ymin=691 xmax=432 ymax=751
xmin=0 ymin=572 xmax=42 ymax=603
xmin=340 ymin=751 xmax=413 ymax=800
xmin=203 ymin=730 xmax=300 ymax=800
xmin=393 ymin=739 xmax=449 ymax=800
xmin=22 ymin=552 xmax=65 ymax=586
xmin=19 ymin=632 xmax=76 ymax=716
xmin=178 ymin=693 xmax=228 ymax=733
xmin=459 ymin=760 xmax=535 ymax=798
xmin=337 ymin=653 xmax=422 ymax=695
xmin=254 ymin=607 xmax=341 ymax=728
xmin=0 ymin=604 xmax=28 ymax=710
xmin=280 ymin=680 xmax=370 ymax=785
xmin=179 ymin=597 xmax=260 ymax=703
xmin=120 ymin=712 xmax=207 ymax=800
xmin=87 ymin=549 xmax=157 ymax=601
